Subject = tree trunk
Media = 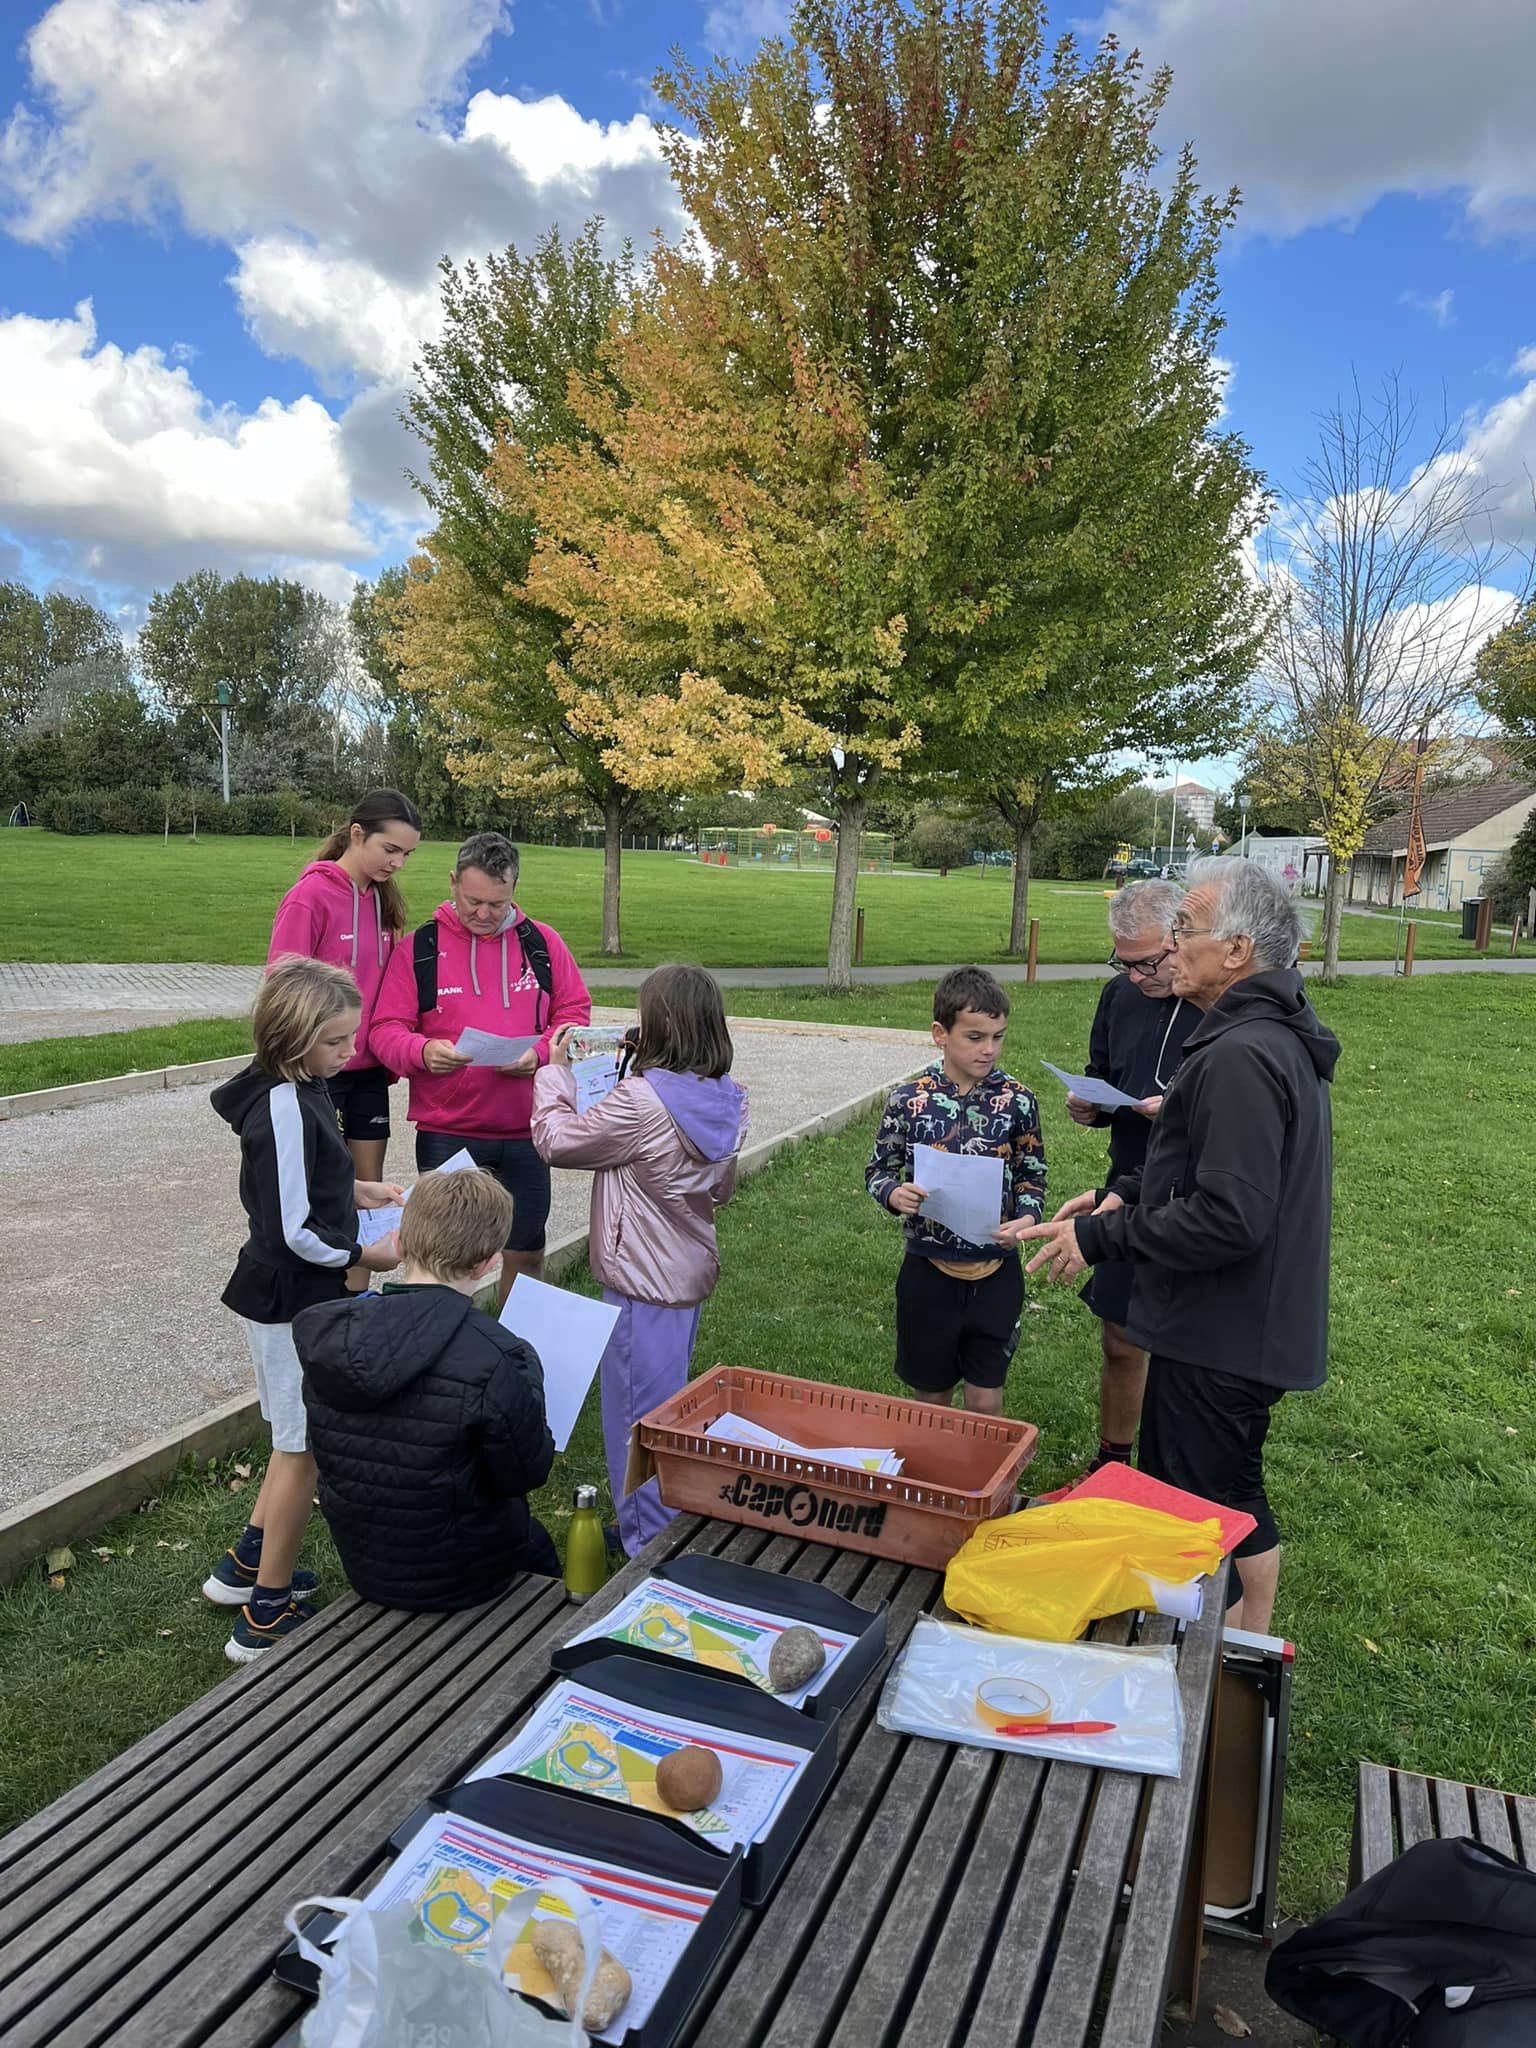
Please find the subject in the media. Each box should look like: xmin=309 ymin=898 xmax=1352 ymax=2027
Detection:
xmin=1008 ymin=822 xmax=1035 ymax=953
xmin=1321 ymin=858 xmax=1346 ymax=979
xmin=601 ymin=798 xmax=624 ymax=956
xmin=825 ymin=796 xmax=869 ymax=991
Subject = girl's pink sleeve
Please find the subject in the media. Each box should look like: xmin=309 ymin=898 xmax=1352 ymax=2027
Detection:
xmin=535 ymin=929 xmax=592 ymax=1063
xmin=266 ymin=885 xmax=319 ymax=968
xmin=531 ymin=1066 xmax=649 ymax=1167
xmin=367 ymin=942 xmax=431 ymax=1074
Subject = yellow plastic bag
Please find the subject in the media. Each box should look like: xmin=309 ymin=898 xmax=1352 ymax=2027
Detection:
xmin=943 ymin=1497 xmax=1224 ymax=1642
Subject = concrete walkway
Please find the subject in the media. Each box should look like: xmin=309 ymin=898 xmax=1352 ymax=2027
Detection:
xmin=5 ymin=952 xmax=1536 ymax=1044
xmin=0 ymin=1015 xmax=929 ymax=1511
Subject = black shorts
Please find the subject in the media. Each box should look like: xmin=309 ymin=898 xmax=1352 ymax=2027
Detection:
xmin=1139 ymin=1353 xmax=1285 ymax=1560
xmin=894 ymin=1254 xmax=1024 ymax=1393
xmin=327 ymin=1064 xmax=392 ymax=1142
xmin=415 ymin=1131 xmax=551 ymax=1253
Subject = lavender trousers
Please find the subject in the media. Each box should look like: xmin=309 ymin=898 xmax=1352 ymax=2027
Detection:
xmin=599 ymin=1289 xmax=702 ymax=1557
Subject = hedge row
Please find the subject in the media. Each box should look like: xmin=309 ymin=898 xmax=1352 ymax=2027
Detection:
xmin=28 ymin=786 xmax=339 ymax=837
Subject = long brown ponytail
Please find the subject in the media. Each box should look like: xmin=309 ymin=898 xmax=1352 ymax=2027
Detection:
xmin=312 ymin=788 xmax=422 ymax=938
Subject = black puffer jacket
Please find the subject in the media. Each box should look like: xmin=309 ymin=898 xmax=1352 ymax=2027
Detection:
xmin=294 ymin=1284 xmax=556 ymax=1611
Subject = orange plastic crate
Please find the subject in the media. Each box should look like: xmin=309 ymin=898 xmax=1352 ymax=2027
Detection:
xmin=637 ymin=1365 xmax=1039 ymax=1569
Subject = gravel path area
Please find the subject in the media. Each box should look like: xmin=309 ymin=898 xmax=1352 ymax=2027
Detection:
xmin=0 ymin=1017 xmax=926 ymax=1510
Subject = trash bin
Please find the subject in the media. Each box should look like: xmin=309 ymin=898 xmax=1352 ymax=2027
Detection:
xmin=1461 ymin=897 xmax=1484 ymax=940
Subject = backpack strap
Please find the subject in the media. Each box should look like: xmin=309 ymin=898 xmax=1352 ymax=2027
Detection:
xmin=513 ymin=914 xmax=554 ymax=1034
xmin=412 ymin=920 xmax=439 ymax=1016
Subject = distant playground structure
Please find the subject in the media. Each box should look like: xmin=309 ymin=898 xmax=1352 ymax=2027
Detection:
xmin=698 ymin=823 xmax=896 ymax=871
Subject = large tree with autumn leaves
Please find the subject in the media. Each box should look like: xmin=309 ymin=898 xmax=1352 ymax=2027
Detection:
xmin=512 ymin=0 xmax=1264 ymax=983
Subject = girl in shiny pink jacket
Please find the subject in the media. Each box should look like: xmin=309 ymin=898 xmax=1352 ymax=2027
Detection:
xmin=531 ymin=966 xmax=749 ymax=1555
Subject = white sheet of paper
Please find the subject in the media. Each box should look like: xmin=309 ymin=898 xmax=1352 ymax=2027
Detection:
xmin=454 ymin=1026 xmax=540 ymax=1067
xmin=1039 ymin=1060 xmax=1143 ymax=1112
xmin=705 ymin=1411 xmax=903 ymax=1475
xmin=572 ymin=1052 xmax=622 ymax=1115
xmin=912 ymin=1143 xmax=1005 ymax=1249
xmin=499 ymin=1276 xmax=620 ymax=1451
xmin=353 ymin=1149 xmax=478 ymax=1249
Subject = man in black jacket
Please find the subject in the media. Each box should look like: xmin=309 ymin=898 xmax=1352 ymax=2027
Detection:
xmin=1011 ymin=857 xmax=1339 ymax=1631
xmin=295 ymin=1168 xmax=557 ymax=1611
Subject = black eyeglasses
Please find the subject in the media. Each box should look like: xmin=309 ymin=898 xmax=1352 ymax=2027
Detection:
xmin=1108 ymin=946 xmax=1173 ymax=979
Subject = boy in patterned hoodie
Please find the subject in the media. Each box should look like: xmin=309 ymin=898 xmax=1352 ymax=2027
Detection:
xmin=866 ymin=966 xmax=1046 ymax=1414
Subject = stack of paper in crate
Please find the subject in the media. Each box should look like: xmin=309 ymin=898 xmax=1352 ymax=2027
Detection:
xmin=706 ymin=1410 xmax=903 ymax=1477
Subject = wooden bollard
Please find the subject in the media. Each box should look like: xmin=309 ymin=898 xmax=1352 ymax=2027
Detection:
xmin=1475 ymin=897 xmax=1494 ymax=952
xmin=1027 ymin=917 xmax=1039 ymax=984
xmin=1511 ymin=914 xmax=1525 ymax=957
xmin=1402 ymin=921 xmax=1417 ymax=977
xmin=854 ymin=906 xmax=865 ymax=967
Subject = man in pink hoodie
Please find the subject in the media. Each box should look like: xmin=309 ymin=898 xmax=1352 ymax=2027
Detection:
xmin=370 ymin=832 xmax=591 ymax=1304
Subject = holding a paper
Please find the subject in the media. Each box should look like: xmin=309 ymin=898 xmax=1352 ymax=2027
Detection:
xmin=866 ymin=968 xmax=1046 ymax=1416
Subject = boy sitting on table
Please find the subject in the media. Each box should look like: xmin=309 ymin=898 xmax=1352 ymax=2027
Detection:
xmin=294 ymin=1168 xmax=558 ymax=1610
xmin=866 ymin=966 xmax=1047 ymax=1415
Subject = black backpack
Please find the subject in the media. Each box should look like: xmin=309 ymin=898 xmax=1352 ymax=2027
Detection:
xmin=412 ymin=917 xmax=555 ymax=1031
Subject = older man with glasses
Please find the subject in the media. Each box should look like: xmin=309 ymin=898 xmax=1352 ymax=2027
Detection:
xmin=1012 ymin=857 xmax=1340 ymax=1633
xmin=1065 ymin=880 xmax=1197 ymax=1473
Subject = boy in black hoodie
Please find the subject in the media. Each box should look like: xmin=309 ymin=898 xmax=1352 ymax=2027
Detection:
xmin=294 ymin=1169 xmax=557 ymax=1610
xmin=1014 ymin=859 xmax=1340 ymax=1635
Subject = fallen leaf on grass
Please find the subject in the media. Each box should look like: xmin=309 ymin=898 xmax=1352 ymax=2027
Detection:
xmin=228 ymin=1478 xmax=246 ymax=1493
xmin=136 ymin=1497 xmax=161 ymax=1514
xmin=48 ymin=1573 xmax=67 ymax=1590
xmin=157 ymin=1629 xmax=174 ymax=1639
xmin=1507 ymin=1427 xmax=1519 ymax=1437
xmin=1363 ymin=1638 xmax=1381 ymax=1655
xmin=1214 ymin=2006 xmax=1253 ymax=2039
xmin=233 ymin=1462 xmax=252 ymax=1479
xmin=93 ymin=1547 xmax=115 ymax=1561
xmin=45 ymin=1546 xmax=74 ymax=1573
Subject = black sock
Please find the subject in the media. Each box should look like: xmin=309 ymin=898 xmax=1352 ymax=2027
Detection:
xmin=1096 ymin=1437 xmax=1134 ymax=1465
xmin=248 ymin=1581 xmax=292 ymax=1624
xmin=233 ymin=1523 xmax=263 ymax=1569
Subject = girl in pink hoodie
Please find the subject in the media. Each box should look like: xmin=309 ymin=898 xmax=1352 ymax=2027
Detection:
xmin=266 ymin=789 xmax=422 ymax=1179
xmin=532 ymin=965 xmax=749 ymax=1556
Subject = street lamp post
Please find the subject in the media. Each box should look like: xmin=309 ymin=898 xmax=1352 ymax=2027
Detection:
xmin=1239 ymin=790 xmax=1250 ymax=858
xmin=216 ymin=681 xmax=232 ymax=804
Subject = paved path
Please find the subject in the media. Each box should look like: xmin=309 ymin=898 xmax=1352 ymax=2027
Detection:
xmin=6 ymin=951 xmax=1536 ymax=1044
xmin=0 ymin=1016 xmax=929 ymax=1511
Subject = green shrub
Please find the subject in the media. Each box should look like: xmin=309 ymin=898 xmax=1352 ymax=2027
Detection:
xmin=31 ymin=785 xmax=334 ymax=836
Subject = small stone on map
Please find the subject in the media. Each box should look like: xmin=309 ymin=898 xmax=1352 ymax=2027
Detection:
xmin=768 ymin=1624 xmax=826 ymax=1693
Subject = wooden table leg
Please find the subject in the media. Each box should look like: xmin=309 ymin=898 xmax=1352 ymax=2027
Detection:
xmin=1167 ymin=1655 xmax=1223 ymax=2014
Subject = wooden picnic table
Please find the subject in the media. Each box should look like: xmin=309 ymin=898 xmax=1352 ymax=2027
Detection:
xmin=0 ymin=1515 xmax=1226 ymax=2048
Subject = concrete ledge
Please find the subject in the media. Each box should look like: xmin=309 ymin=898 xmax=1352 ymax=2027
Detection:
xmin=0 ymin=1053 xmax=248 ymax=1121
xmin=0 ymin=1070 xmax=908 ymax=1582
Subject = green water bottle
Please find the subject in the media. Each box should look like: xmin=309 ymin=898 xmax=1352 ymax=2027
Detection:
xmin=563 ymin=1484 xmax=608 ymax=1602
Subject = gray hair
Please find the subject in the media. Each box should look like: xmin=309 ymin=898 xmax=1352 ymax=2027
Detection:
xmin=454 ymin=831 xmax=519 ymax=884
xmin=1187 ymin=856 xmax=1300 ymax=970
xmin=1107 ymin=879 xmax=1184 ymax=943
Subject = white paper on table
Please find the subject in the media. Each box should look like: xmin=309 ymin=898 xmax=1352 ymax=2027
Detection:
xmin=454 ymin=1026 xmax=541 ymax=1067
xmin=912 ymin=1143 xmax=1005 ymax=1249
xmin=470 ymin=1679 xmax=810 ymax=1849
xmin=572 ymin=1052 xmax=623 ymax=1115
xmin=362 ymin=1806 xmax=713 ymax=2041
xmin=1039 ymin=1060 xmax=1142 ymax=1112
xmin=705 ymin=1410 xmax=903 ymax=1476
xmin=354 ymin=1148 xmax=479 ymax=1248
xmin=499 ymin=1275 xmax=619 ymax=1451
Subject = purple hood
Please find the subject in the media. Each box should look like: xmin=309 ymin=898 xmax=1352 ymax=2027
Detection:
xmin=646 ymin=1071 xmax=748 ymax=1162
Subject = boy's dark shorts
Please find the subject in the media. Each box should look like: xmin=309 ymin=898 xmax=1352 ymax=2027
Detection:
xmin=328 ymin=1064 xmax=392 ymax=1142
xmin=894 ymin=1253 xmax=1024 ymax=1393
xmin=1138 ymin=1353 xmax=1285 ymax=1559
xmin=415 ymin=1130 xmax=551 ymax=1252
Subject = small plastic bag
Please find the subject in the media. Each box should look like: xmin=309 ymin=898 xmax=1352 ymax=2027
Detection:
xmin=287 ymin=1875 xmax=601 ymax=2048
xmin=943 ymin=1497 xmax=1224 ymax=1643
xmin=879 ymin=1614 xmax=1185 ymax=1777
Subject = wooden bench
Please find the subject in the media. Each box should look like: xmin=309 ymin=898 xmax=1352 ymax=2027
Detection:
xmin=1352 ymin=1761 xmax=1536 ymax=1886
xmin=0 ymin=1517 xmax=1227 ymax=2048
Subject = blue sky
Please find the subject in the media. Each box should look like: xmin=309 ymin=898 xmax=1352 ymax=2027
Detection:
xmin=2 ymin=0 xmax=1533 ymax=786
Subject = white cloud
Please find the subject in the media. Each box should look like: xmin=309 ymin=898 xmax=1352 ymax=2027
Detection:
xmin=230 ymin=238 xmax=442 ymax=389
xmin=1090 ymin=0 xmax=1536 ymax=238
xmin=702 ymin=0 xmax=794 ymax=55
xmin=1401 ymin=288 xmax=1456 ymax=328
xmin=0 ymin=300 xmax=365 ymax=581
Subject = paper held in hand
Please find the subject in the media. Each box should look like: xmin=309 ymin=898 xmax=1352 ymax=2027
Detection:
xmin=572 ymin=1051 xmax=623 ymax=1115
xmin=1039 ymin=1060 xmax=1143 ymax=1112
xmin=499 ymin=1275 xmax=620 ymax=1451
xmin=354 ymin=1147 xmax=478 ymax=1248
xmin=455 ymin=1026 xmax=541 ymax=1067
xmin=912 ymin=1143 xmax=1005 ymax=1248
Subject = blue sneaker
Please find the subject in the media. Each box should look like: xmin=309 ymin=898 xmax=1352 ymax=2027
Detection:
xmin=225 ymin=1597 xmax=317 ymax=1665
xmin=202 ymin=1549 xmax=318 ymax=1607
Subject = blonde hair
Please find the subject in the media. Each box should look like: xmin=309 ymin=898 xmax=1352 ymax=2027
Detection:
xmin=253 ymin=957 xmax=361 ymax=1081
xmin=398 ymin=1169 xmax=513 ymax=1279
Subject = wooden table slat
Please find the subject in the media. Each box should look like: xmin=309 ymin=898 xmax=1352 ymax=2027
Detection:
xmin=1393 ymin=1770 xmax=1434 ymax=1851
xmin=1352 ymin=1762 xmax=1395 ymax=1886
xmin=1471 ymin=1785 xmax=1516 ymax=1858
xmin=1511 ymin=1796 xmax=1536 ymax=1871
xmin=1432 ymin=1777 xmax=1472 ymax=1839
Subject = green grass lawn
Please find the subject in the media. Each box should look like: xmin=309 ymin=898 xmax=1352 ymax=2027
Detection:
xmin=3 ymin=972 xmax=1533 ymax=1921
xmin=2 ymin=832 xmax=1522 ymax=970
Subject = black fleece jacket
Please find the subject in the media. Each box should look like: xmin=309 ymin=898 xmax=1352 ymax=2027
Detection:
xmin=294 ymin=1284 xmax=555 ymax=1611
xmin=212 ymin=1064 xmax=358 ymax=1323
xmin=1075 ymin=968 xmax=1340 ymax=1389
